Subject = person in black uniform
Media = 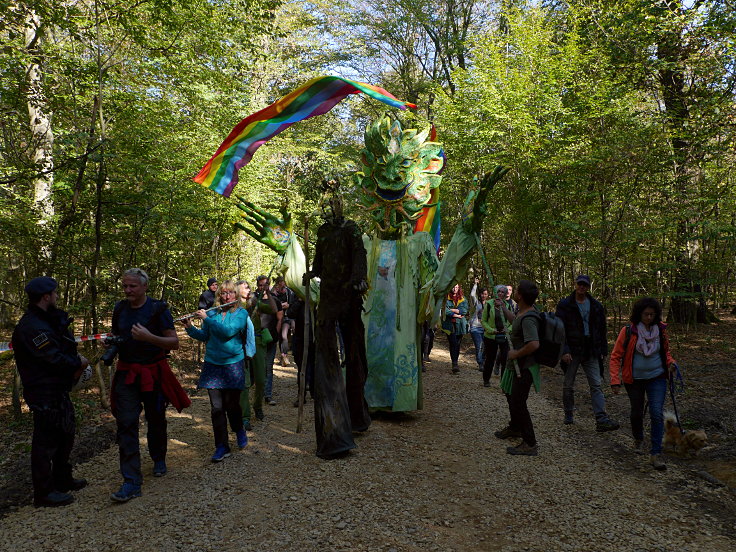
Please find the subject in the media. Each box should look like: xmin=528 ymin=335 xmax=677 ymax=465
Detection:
xmin=12 ymin=276 xmax=89 ymax=507
xmin=109 ymin=268 xmax=185 ymax=502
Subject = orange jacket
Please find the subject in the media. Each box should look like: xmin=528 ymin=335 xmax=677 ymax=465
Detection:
xmin=609 ymin=323 xmax=676 ymax=386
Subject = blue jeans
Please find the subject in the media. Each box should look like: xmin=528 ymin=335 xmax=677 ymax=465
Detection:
xmin=264 ymin=342 xmax=277 ymax=398
xmin=470 ymin=326 xmax=485 ymax=367
xmin=563 ymin=353 xmax=608 ymax=421
xmin=625 ymin=377 xmax=667 ymax=455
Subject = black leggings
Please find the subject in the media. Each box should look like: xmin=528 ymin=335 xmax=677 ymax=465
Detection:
xmin=482 ymin=337 xmax=509 ymax=382
xmin=208 ymin=389 xmax=243 ymax=447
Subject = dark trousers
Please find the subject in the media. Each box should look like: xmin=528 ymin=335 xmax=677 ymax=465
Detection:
xmin=29 ymin=394 xmax=75 ymax=499
xmin=208 ymin=389 xmax=243 ymax=447
xmin=447 ymin=333 xmax=463 ymax=365
xmin=112 ymin=373 xmax=167 ymax=486
xmin=314 ymin=319 xmax=356 ymax=458
xmin=482 ymin=337 xmax=509 ymax=382
xmin=422 ymin=322 xmax=435 ymax=359
xmin=509 ymin=368 xmax=536 ymax=447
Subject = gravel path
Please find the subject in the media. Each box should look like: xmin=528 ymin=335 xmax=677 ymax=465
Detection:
xmin=1 ymin=345 xmax=734 ymax=552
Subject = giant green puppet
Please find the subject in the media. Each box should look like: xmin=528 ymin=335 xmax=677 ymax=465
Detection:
xmin=235 ymin=115 xmax=509 ymax=414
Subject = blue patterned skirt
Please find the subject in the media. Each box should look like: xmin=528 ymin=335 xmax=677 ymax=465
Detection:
xmin=198 ymin=360 xmax=245 ymax=390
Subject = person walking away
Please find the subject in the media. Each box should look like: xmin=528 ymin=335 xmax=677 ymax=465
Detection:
xmin=109 ymin=268 xmax=188 ymax=502
xmin=555 ymin=275 xmax=619 ymax=431
xmin=184 ymin=280 xmax=254 ymax=461
xmin=610 ymin=297 xmax=677 ymax=470
xmin=495 ymin=280 xmax=541 ymax=456
xmin=481 ymin=285 xmax=514 ymax=387
xmin=198 ymin=278 xmax=218 ymax=309
xmin=12 ymin=277 xmax=90 ymax=507
xmin=442 ymin=284 xmax=468 ymax=373
xmin=469 ymin=278 xmax=489 ymax=372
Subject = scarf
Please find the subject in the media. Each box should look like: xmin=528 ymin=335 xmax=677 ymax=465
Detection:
xmin=636 ymin=323 xmax=660 ymax=357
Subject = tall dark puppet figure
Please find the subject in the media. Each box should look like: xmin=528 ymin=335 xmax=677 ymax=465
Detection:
xmin=308 ymin=192 xmax=370 ymax=458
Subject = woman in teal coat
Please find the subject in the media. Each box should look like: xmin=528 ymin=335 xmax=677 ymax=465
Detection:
xmin=184 ymin=280 xmax=255 ymax=462
xmin=442 ymin=284 xmax=468 ymax=373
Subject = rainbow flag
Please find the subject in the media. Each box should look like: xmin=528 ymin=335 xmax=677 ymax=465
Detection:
xmin=194 ymin=76 xmax=417 ymax=197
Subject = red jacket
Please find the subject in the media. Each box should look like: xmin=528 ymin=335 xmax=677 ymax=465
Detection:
xmin=609 ymin=322 xmax=676 ymax=386
xmin=112 ymin=359 xmax=191 ymax=413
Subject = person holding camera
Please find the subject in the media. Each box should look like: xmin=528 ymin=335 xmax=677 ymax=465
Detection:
xmin=108 ymin=268 xmax=188 ymax=502
xmin=12 ymin=277 xmax=90 ymax=507
xmin=183 ymin=280 xmax=254 ymax=462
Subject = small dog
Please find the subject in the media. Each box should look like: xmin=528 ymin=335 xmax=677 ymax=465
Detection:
xmin=663 ymin=412 xmax=708 ymax=457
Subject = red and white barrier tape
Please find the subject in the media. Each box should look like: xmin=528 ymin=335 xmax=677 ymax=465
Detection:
xmin=0 ymin=332 xmax=114 ymax=354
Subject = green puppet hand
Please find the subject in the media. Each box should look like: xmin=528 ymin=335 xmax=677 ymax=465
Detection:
xmin=234 ymin=196 xmax=293 ymax=254
xmin=462 ymin=165 xmax=511 ymax=234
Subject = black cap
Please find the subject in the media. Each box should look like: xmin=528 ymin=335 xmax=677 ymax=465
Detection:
xmin=25 ymin=276 xmax=58 ymax=296
xmin=575 ymin=274 xmax=591 ymax=286
xmin=207 ymin=277 xmax=217 ymax=287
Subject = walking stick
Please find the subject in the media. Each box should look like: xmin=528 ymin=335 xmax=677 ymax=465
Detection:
xmin=297 ymin=215 xmax=310 ymax=433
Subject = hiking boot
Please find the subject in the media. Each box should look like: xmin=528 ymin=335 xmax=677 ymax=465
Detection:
xmin=266 ymin=397 xmax=277 ymax=406
xmin=153 ymin=460 xmax=167 ymax=477
xmin=280 ymin=355 xmax=289 ymax=367
xmin=506 ymin=442 xmax=538 ymax=456
xmin=111 ymin=482 xmax=141 ymax=503
xmin=494 ymin=426 xmax=522 ymax=440
xmin=243 ymin=419 xmax=253 ymax=431
xmin=564 ymin=412 xmax=574 ymax=425
xmin=254 ymin=408 xmax=265 ymax=421
xmin=56 ymin=478 xmax=87 ymax=492
xmin=34 ymin=490 xmax=74 ymax=508
xmin=633 ymin=440 xmax=645 ymax=455
xmin=211 ymin=445 xmax=232 ymax=463
xmin=451 ymin=365 xmax=460 ymax=374
xmin=483 ymin=381 xmax=491 ymax=388
xmin=493 ymin=366 xmax=500 ymax=376
xmin=236 ymin=429 xmax=248 ymax=449
xmin=478 ymin=365 xmax=483 ymax=372
xmin=596 ymin=419 xmax=620 ymax=432
xmin=650 ymin=454 xmax=666 ymax=471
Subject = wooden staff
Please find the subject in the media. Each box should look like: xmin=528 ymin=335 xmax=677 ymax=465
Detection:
xmin=297 ymin=215 xmax=310 ymax=433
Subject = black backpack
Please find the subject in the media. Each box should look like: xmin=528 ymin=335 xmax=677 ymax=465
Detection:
xmin=521 ymin=310 xmax=566 ymax=368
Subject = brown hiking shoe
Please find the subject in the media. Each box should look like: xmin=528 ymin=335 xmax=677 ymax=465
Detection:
xmin=650 ymin=454 xmax=666 ymax=471
xmin=506 ymin=442 xmax=538 ymax=456
xmin=494 ymin=426 xmax=522 ymax=440
xmin=633 ymin=440 xmax=645 ymax=455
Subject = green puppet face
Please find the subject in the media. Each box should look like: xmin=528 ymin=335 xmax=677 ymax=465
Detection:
xmin=354 ymin=116 xmax=443 ymax=237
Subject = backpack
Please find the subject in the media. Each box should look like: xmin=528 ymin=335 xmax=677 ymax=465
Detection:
xmin=521 ymin=310 xmax=566 ymax=368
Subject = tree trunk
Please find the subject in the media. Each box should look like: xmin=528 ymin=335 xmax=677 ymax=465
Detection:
xmin=24 ymin=7 xmax=54 ymax=231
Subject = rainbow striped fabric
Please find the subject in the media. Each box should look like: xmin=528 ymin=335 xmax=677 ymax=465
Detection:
xmin=414 ymin=187 xmax=441 ymax=252
xmin=194 ymin=76 xmax=417 ymax=197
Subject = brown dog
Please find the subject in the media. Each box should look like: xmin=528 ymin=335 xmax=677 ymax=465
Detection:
xmin=663 ymin=412 xmax=708 ymax=456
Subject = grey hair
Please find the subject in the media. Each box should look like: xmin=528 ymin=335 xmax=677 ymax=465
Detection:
xmin=494 ymin=284 xmax=507 ymax=294
xmin=123 ymin=267 xmax=149 ymax=286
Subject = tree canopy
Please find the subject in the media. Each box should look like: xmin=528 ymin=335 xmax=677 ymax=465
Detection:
xmin=1 ymin=0 xmax=734 ymax=329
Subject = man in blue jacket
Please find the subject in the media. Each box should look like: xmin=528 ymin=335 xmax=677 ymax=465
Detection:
xmin=12 ymin=277 xmax=89 ymax=507
xmin=555 ymin=275 xmax=619 ymax=431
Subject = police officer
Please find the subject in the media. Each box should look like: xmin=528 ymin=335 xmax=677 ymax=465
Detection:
xmin=12 ymin=277 xmax=89 ymax=507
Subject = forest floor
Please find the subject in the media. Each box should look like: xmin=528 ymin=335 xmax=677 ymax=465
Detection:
xmin=0 ymin=312 xmax=734 ymax=551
